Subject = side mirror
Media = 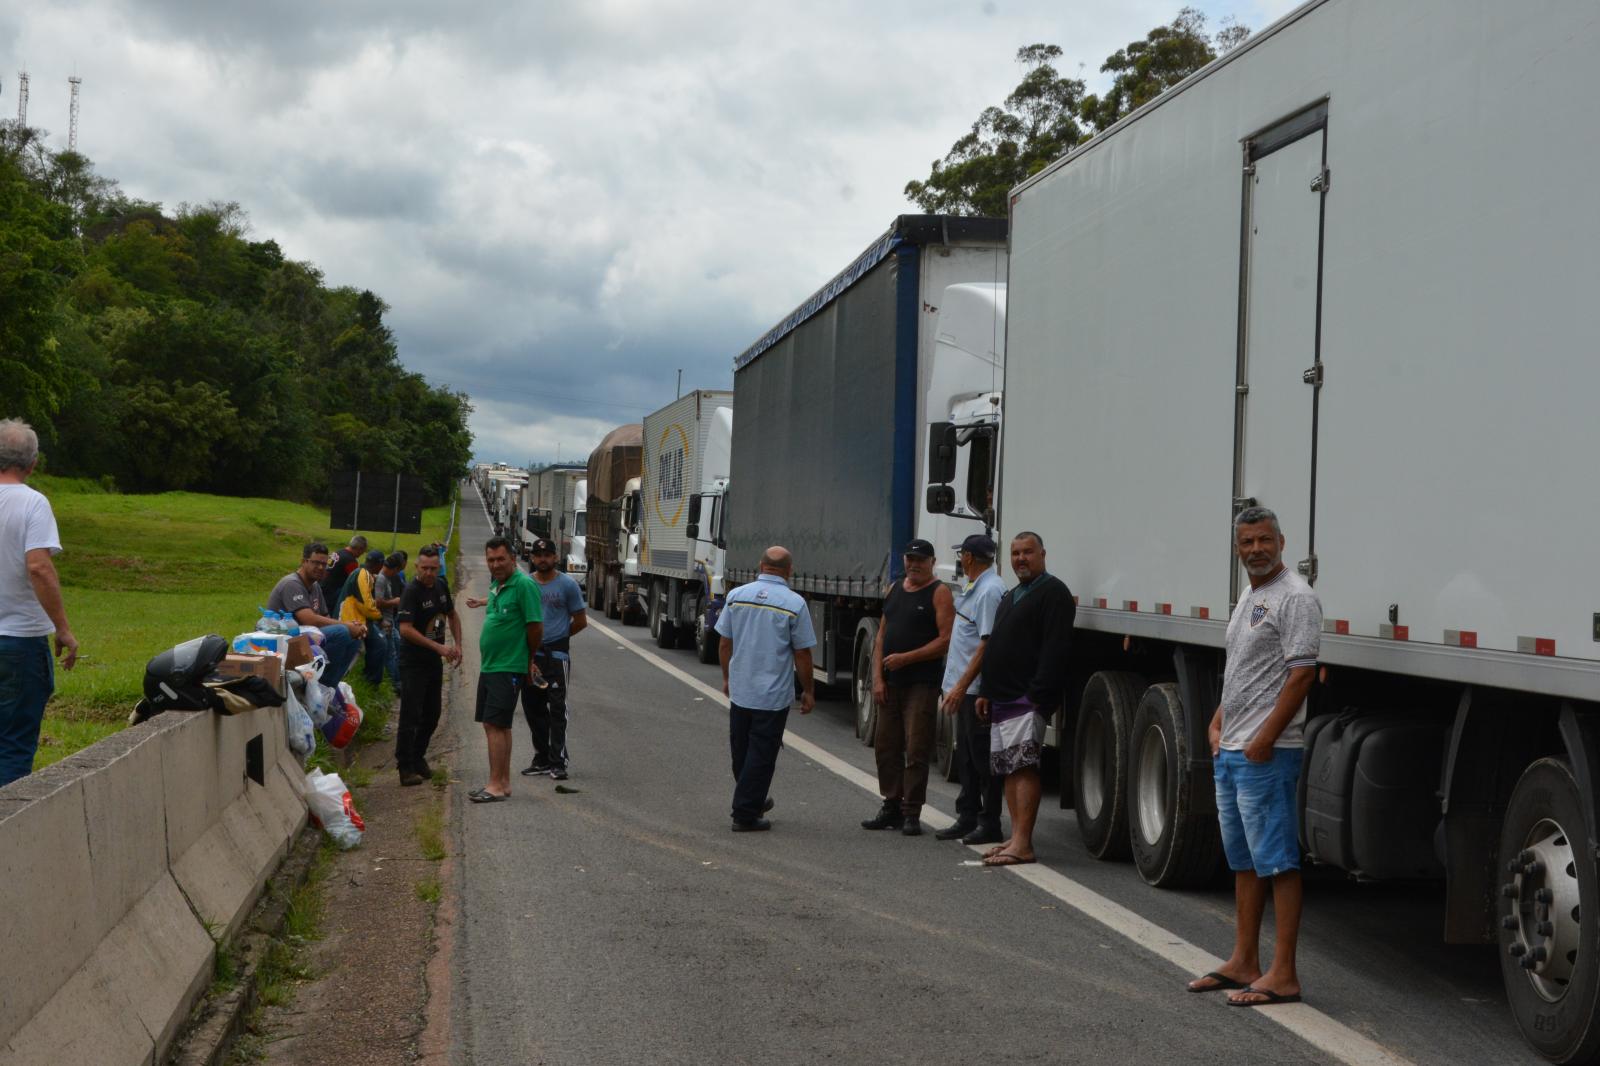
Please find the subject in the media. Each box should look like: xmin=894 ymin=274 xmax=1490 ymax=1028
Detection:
xmin=926 ymin=484 xmax=956 ymax=515
xmin=927 ymin=422 xmax=957 ymax=485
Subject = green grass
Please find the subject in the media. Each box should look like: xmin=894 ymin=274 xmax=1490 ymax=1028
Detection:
xmin=414 ymin=877 xmax=441 ymax=904
xmin=31 ymin=475 xmax=459 ymax=768
xmin=415 ymin=802 xmax=446 ymax=862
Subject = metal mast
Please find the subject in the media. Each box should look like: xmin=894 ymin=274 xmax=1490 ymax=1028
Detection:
xmin=67 ymin=76 xmax=81 ymax=150
xmin=15 ymin=70 xmax=28 ymax=124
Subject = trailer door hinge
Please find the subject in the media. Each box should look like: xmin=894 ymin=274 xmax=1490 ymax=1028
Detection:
xmin=1297 ymin=553 xmax=1319 ymax=583
xmin=1302 ymin=364 xmax=1324 ymax=386
xmin=1310 ymin=167 xmax=1331 ymax=193
xmin=1232 ymin=496 xmax=1258 ymax=515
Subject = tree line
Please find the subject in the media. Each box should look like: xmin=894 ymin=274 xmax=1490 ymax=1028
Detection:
xmin=905 ymin=7 xmax=1251 ymax=217
xmin=0 ymin=127 xmax=472 ymax=505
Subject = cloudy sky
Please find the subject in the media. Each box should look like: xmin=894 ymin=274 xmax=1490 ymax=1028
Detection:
xmin=5 ymin=0 xmax=1296 ymax=466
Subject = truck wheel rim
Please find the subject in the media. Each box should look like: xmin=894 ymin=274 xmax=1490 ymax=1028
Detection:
xmin=1135 ymin=723 xmax=1169 ymax=847
xmin=1509 ymin=818 xmax=1583 ymax=1003
xmin=1080 ymin=713 xmax=1106 ymax=820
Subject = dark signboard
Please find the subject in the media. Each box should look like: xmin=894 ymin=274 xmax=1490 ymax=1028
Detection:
xmin=328 ymin=471 xmax=426 ymax=534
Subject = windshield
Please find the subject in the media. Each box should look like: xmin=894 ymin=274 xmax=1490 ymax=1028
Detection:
xmin=574 ymin=512 xmax=587 ymax=536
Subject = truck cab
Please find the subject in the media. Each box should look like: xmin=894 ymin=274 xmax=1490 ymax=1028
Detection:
xmin=565 ymin=478 xmax=588 ymax=576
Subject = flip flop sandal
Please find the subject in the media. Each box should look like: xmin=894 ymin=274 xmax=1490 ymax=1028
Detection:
xmin=1188 ymin=972 xmax=1249 ymax=993
xmin=982 ymin=853 xmax=1037 ymax=867
xmin=1227 ymin=987 xmax=1302 ymax=1007
xmin=468 ymin=788 xmax=508 ymax=803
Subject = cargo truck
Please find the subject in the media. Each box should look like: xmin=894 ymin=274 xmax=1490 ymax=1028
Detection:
xmin=584 ymin=424 xmax=644 ymax=624
xmin=971 ymin=2 xmax=1600 ymax=1059
xmin=522 ymin=462 xmax=586 ymax=567
xmin=726 ymin=214 xmax=1008 ymax=752
xmin=639 ymin=390 xmax=734 ymax=662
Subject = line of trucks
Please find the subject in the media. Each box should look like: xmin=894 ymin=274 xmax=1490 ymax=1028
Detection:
xmin=473 ymin=3 xmax=1600 ymax=1058
xmin=470 ymin=462 xmax=588 ymax=576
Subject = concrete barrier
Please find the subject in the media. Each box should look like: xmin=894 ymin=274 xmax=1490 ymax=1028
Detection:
xmin=0 ymin=703 xmax=308 ymax=1065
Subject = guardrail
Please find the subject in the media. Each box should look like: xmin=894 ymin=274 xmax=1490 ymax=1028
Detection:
xmin=0 ymin=702 xmax=305 ymax=1064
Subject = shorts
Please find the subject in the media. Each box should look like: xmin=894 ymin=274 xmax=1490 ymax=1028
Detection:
xmin=1214 ymin=747 xmax=1304 ymax=878
xmin=475 ymin=672 xmax=522 ymax=728
xmin=990 ymin=697 xmax=1047 ymax=776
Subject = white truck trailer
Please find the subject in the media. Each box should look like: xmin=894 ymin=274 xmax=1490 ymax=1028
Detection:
xmin=522 ymin=463 xmax=586 ymax=566
xmin=639 ymin=390 xmax=734 ymax=661
xmin=978 ymin=1 xmax=1600 ymax=1059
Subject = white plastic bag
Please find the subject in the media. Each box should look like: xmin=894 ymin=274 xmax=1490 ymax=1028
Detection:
xmin=284 ymin=684 xmax=317 ymax=762
xmin=304 ymin=769 xmax=365 ymax=849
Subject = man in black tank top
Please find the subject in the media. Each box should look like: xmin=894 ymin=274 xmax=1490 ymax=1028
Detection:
xmin=861 ymin=539 xmax=954 ymax=836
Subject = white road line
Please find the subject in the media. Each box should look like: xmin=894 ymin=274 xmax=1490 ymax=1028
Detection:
xmin=593 ymin=618 xmax=1413 ymax=1066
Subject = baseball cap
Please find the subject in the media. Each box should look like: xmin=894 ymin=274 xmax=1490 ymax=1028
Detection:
xmin=954 ymin=533 xmax=997 ymax=558
xmin=903 ymin=538 xmax=936 ymax=558
xmin=365 ymin=549 xmax=385 ymax=565
xmin=529 ymin=537 xmax=557 ymax=554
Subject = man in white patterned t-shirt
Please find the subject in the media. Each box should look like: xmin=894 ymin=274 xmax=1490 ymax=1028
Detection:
xmin=0 ymin=419 xmax=79 ymax=787
xmin=1186 ymin=505 xmax=1320 ymax=1008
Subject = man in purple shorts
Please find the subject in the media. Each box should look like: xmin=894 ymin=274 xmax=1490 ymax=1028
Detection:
xmin=1187 ymin=505 xmax=1320 ymax=1007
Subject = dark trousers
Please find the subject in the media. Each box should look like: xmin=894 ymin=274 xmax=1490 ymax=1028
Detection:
xmin=874 ymin=682 xmax=938 ymax=815
xmin=395 ymin=654 xmax=443 ymax=773
xmin=730 ymin=703 xmax=790 ymax=824
xmin=361 ymin=621 xmax=388 ymax=686
xmin=520 ymin=656 xmax=570 ymax=767
xmin=0 ymin=636 xmax=53 ymax=787
xmin=953 ymin=693 xmax=1004 ymax=828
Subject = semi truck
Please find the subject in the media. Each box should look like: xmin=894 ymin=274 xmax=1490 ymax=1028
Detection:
xmin=584 ymin=424 xmax=644 ymax=624
xmin=570 ymin=478 xmax=588 ymax=579
xmin=639 ymin=390 xmax=734 ymax=662
xmin=522 ymin=462 xmax=586 ymax=568
xmin=726 ymin=214 xmax=1008 ymax=753
xmin=968 ymin=1 xmax=1600 ymax=1060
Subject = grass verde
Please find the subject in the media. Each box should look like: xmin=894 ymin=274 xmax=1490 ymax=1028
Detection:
xmin=30 ymin=473 xmax=460 ymax=771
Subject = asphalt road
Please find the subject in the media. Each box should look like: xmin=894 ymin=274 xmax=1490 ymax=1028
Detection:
xmin=443 ymin=498 xmax=1539 ymax=1066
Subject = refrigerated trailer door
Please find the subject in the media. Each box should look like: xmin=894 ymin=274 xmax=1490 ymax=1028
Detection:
xmin=1233 ymin=105 xmax=1329 ymax=604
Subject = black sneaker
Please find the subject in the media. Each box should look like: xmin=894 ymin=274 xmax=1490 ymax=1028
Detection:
xmin=521 ymin=758 xmax=554 ymax=777
xmin=901 ymin=816 xmax=924 ymax=837
xmin=550 ymin=764 xmax=569 ymax=781
xmin=731 ymin=818 xmax=771 ymax=833
xmin=861 ymin=802 xmax=904 ymax=831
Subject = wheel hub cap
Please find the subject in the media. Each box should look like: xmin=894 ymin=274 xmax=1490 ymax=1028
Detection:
xmin=1504 ymin=818 xmax=1583 ymax=1002
xmin=1135 ymin=724 xmax=1168 ymax=847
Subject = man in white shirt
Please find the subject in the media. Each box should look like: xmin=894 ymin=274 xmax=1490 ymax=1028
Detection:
xmin=0 ymin=419 xmax=78 ymax=787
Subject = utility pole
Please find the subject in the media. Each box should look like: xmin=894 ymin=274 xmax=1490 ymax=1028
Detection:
xmin=67 ymin=76 xmax=81 ymax=151
xmin=676 ymin=368 xmax=682 ymax=399
xmin=15 ymin=70 xmax=28 ymax=125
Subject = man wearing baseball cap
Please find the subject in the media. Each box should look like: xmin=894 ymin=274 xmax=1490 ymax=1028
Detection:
xmin=934 ymin=533 xmax=1007 ymax=845
xmin=861 ymin=538 xmax=954 ymax=837
xmin=519 ymin=537 xmax=588 ymax=781
xmin=340 ymin=548 xmax=390 ymax=686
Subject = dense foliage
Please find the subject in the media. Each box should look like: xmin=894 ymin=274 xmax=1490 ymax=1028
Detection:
xmin=905 ymin=8 xmax=1251 ymax=217
xmin=0 ymin=126 xmax=472 ymax=505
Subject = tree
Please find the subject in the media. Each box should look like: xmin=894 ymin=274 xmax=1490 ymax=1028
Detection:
xmin=904 ymin=44 xmax=1086 ymax=218
xmin=1078 ymin=8 xmax=1250 ymax=132
xmin=0 ymin=153 xmax=79 ymax=425
xmin=904 ymin=11 xmax=1251 ymax=217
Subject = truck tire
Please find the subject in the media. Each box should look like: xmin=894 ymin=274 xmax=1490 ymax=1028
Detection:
xmin=693 ymin=595 xmax=718 ymax=664
xmin=1073 ymin=671 xmax=1142 ymax=861
xmin=1497 ymin=757 xmax=1600 ymax=1064
xmin=604 ymin=575 xmax=621 ymax=621
xmin=1127 ymin=682 xmax=1223 ymax=888
xmin=935 ymin=699 xmax=958 ymax=782
xmin=853 ymin=622 xmax=878 ymax=747
xmin=677 ymin=595 xmax=699 ymax=651
xmin=650 ymin=582 xmax=677 ymax=647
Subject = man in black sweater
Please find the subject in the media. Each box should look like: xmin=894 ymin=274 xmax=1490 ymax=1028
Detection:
xmin=976 ymin=531 xmax=1074 ymax=866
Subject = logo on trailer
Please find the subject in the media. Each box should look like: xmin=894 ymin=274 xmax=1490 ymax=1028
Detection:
xmin=654 ymin=422 xmax=691 ymax=527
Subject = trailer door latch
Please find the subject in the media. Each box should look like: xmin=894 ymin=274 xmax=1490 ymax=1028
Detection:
xmin=1310 ymin=167 xmax=1331 ymax=192
xmin=1302 ymin=364 xmax=1324 ymax=386
xmin=1297 ymin=554 xmax=1319 ymax=584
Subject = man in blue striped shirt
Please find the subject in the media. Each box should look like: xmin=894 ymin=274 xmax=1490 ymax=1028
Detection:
xmin=716 ymin=546 xmax=816 ymax=832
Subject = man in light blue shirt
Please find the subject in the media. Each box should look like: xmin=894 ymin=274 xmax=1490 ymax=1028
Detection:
xmin=520 ymin=538 xmax=588 ymax=781
xmin=716 ymin=545 xmax=816 ymax=832
xmin=936 ymin=533 xmax=1007 ymax=845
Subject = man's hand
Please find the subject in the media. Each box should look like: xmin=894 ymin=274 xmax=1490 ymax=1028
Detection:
xmin=941 ymin=685 xmax=966 ymax=716
xmin=882 ymin=651 xmax=908 ymax=673
xmin=721 ymin=676 xmax=729 ymax=696
xmin=1243 ymin=735 xmax=1275 ymax=763
xmin=464 ymin=596 xmax=486 ymax=609
xmin=872 ymin=678 xmax=887 ymax=706
xmin=799 ymin=690 xmax=815 ymax=715
xmin=528 ymin=661 xmax=543 ymax=684
xmin=443 ymin=645 xmax=462 ymax=666
xmin=1208 ymin=715 xmax=1222 ymax=758
xmin=975 ymin=697 xmax=990 ymax=723
xmin=55 ymin=627 xmax=79 ymax=671
xmin=351 ymin=622 xmax=368 ymax=639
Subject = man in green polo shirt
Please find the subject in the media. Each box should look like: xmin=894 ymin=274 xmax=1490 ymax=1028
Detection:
xmin=463 ymin=536 xmax=543 ymax=802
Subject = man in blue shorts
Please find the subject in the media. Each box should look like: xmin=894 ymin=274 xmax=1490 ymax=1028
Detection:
xmin=1188 ymin=506 xmax=1321 ymax=1007
xmin=519 ymin=538 xmax=588 ymax=781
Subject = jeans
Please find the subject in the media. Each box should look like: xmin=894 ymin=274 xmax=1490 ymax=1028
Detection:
xmin=383 ymin=626 xmax=402 ymax=693
xmin=952 ymin=693 xmax=1004 ymax=828
xmin=874 ymin=682 xmax=938 ymax=815
xmin=1214 ymin=747 xmax=1305 ymax=877
xmin=520 ymin=655 xmax=570 ymax=767
xmin=319 ymin=624 xmax=360 ymax=690
xmin=0 ymin=636 xmax=54 ymax=787
xmin=730 ymin=703 xmax=789 ymax=824
xmin=361 ymin=621 xmax=388 ymax=686
xmin=395 ymin=654 xmax=443 ymax=773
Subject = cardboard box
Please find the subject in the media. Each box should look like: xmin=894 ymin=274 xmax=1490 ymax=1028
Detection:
xmin=284 ymin=635 xmax=311 ymax=669
xmin=215 ymin=653 xmax=285 ymax=697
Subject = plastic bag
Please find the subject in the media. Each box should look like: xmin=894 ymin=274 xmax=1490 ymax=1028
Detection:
xmin=284 ymin=684 xmax=317 ymax=762
xmin=304 ymin=769 xmax=364 ymax=849
xmin=290 ymin=659 xmax=331 ymax=724
xmin=320 ymin=682 xmax=363 ymax=748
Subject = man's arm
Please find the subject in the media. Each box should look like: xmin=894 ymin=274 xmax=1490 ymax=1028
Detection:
xmin=794 ymin=647 xmax=815 ymax=714
xmin=883 ymin=583 xmax=954 ymax=671
xmin=942 ymin=639 xmax=986 ymax=716
xmin=525 ymin=621 xmax=544 ymax=679
xmin=566 ymin=581 xmax=588 ymax=637
xmin=1243 ymin=666 xmax=1316 ymax=761
xmin=1024 ymin=583 xmax=1076 ymax=707
xmin=719 ymin=637 xmax=733 ymax=696
xmin=25 ymin=548 xmax=77 ymax=670
xmin=871 ymin=618 xmax=887 ymax=703
xmin=569 ymin=610 xmax=589 ymax=637
xmin=447 ymin=609 xmax=463 ymax=660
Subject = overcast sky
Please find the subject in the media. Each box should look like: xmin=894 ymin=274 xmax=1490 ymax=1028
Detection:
xmin=5 ymin=0 xmax=1296 ymax=466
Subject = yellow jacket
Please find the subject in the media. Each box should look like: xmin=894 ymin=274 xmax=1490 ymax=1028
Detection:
xmin=340 ymin=567 xmax=382 ymax=624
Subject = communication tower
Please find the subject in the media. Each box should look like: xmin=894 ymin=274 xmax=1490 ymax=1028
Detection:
xmin=15 ymin=70 xmax=28 ymax=124
xmin=67 ymin=76 xmax=81 ymax=150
